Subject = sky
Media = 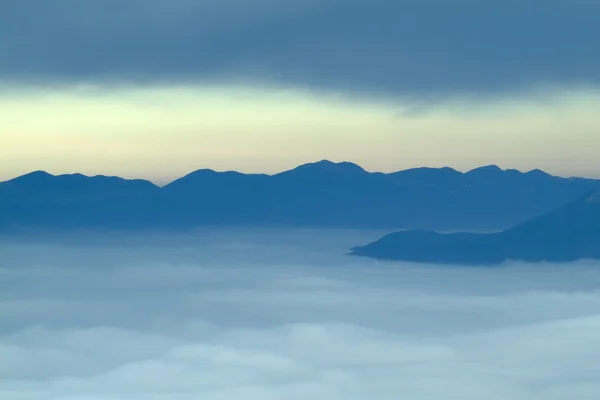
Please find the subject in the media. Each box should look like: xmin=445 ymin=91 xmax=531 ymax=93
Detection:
xmin=2 ymin=0 xmax=600 ymax=183
xmin=3 ymin=229 xmax=600 ymax=399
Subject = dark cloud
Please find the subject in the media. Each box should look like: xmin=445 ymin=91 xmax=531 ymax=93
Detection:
xmin=1 ymin=0 xmax=599 ymax=97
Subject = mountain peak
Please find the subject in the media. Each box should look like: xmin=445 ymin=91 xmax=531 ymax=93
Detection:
xmin=284 ymin=160 xmax=367 ymax=175
xmin=184 ymin=168 xmax=219 ymax=177
xmin=525 ymin=168 xmax=552 ymax=178
xmin=28 ymin=170 xmax=53 ymax=176
xmin=390 ymin=166 xmax=461 ymax=176
xmin=10 ymin=170 xmax=53 ymax=181
xmin=466 ymin=165 xmax=503 ymax=174
xmin=2 ymin=170 xmax=54 ymax=185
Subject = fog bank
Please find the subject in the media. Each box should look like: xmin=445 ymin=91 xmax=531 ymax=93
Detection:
xmin=1 ymin=229 xmax=600 ymax=399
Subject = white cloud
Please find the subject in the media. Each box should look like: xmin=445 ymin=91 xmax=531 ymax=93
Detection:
xmin=1 ymin=229 xmax=600 ymax=399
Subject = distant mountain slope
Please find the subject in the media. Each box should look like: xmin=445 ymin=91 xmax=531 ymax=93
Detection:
xmin=1 ymin=171 xmax=158 ymax=198
xmin=0 ymin=172 xmax=162 ymax=229
xmin=1 ymin=161 xmax=599 ymax=231
xmin=351 ymin=189 xmax=600 ymax=264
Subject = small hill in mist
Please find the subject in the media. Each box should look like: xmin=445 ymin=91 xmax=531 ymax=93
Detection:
xmin=351 ymin=189 xmax=600 ymax=264
xmin=1 ymin=161 xmax=599 ymax=231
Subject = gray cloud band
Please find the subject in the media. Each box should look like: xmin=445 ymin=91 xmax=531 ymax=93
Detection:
xmin=1 ymin=0 xmax=599 ymax=98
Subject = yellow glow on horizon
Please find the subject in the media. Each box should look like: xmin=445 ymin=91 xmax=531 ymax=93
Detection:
xmin=1 ymin=84 xmax=600 ymax=184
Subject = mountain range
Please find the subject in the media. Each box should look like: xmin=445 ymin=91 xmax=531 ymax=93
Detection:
xmin=1 ymin=160 xmax=599 ymax=232
xmin=351 ymin=188 xmax=600 ymax=264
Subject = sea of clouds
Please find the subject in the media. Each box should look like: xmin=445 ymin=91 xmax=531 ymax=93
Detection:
xmin=1 ymin=229 xmax=600 ymax=400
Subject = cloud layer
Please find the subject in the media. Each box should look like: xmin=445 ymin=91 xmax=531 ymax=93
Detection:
xmin=2 ymin=229 xmax=600 ymax=399
xmin=2 ymin=0 xmax=599 ymax=97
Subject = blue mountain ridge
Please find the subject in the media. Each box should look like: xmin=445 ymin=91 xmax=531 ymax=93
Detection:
xmin=1 ymin=160 xmax=598 ymax=232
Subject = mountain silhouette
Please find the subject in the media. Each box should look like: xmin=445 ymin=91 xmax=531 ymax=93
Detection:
xmin=351 ymin=189 xmax=600 ymax=264
xmin=0 ymin=172 xmax=161 ymax=229
xmin=1 ymin=161 xmax=599 ymax=231
xmin=276 ymin=160 xmax=368 ymax=177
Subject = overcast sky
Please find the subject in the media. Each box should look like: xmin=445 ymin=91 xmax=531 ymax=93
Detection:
xmin=2 ymin=0 xmax=599 ymax=182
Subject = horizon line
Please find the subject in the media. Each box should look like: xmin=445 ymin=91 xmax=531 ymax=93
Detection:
xmin=2 ymin=159 xmax=594 ymax=187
